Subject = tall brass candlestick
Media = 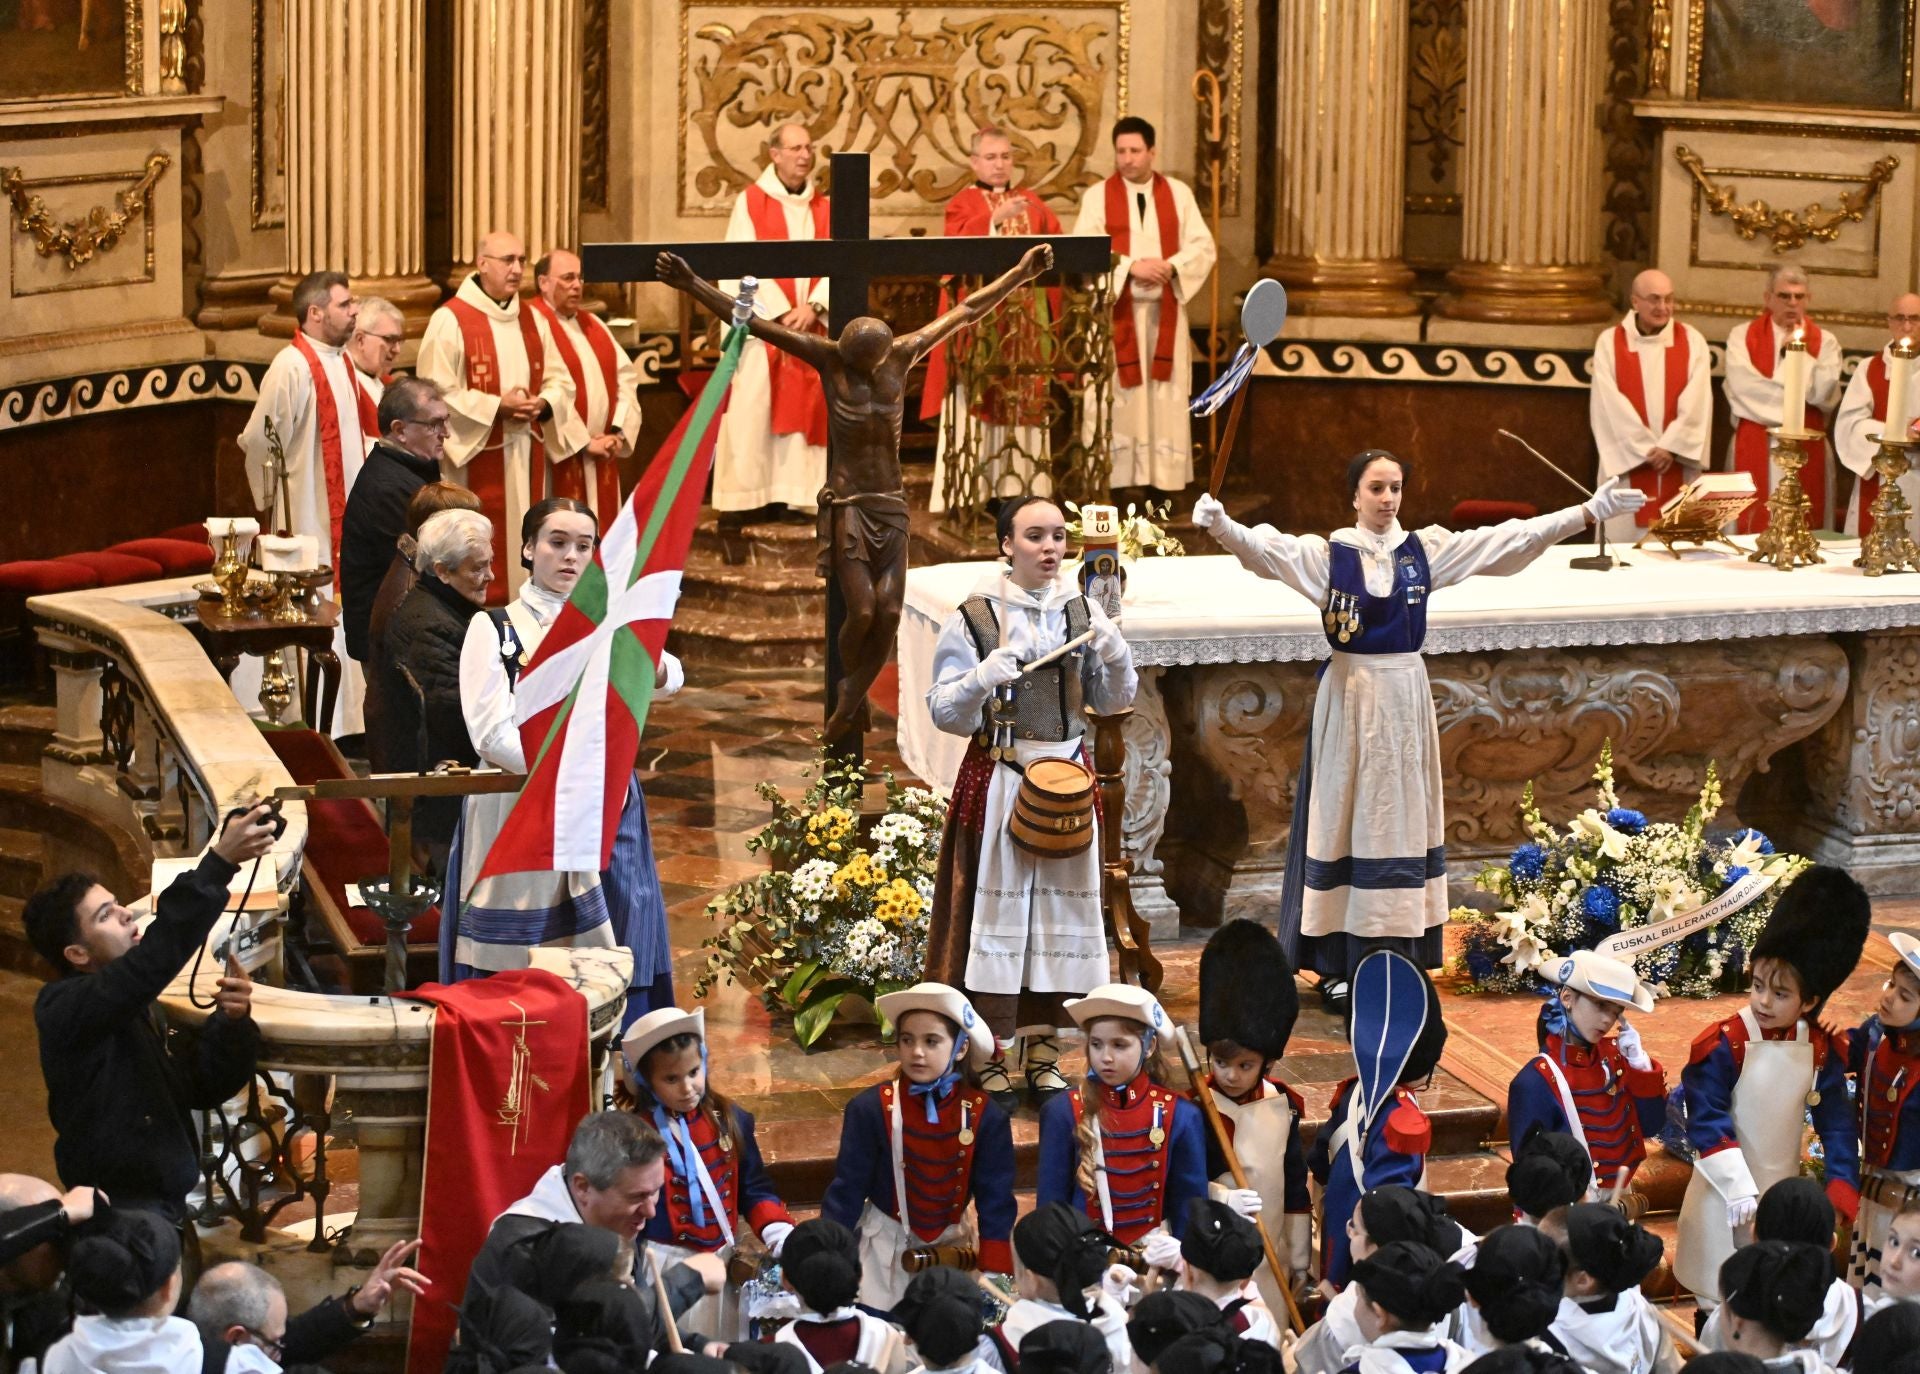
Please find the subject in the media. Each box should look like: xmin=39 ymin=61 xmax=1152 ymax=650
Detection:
xmin=1749 ymin=428 xmax=1825 ymax=570
xmin=1859 ymin=434 xmax=1920 ymax=576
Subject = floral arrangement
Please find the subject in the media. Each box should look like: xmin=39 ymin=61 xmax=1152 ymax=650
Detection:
xmin=696 ymin=753 xmax=946 ymax=1047
xmin=1063 ymin=499 xmax=1186 ymax=559
xmin=1454 ymin=742 xmax=1809 ymax=999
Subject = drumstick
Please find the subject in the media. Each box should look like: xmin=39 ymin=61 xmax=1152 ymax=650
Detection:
xmin=649 ymin=1250 xmax=686 ymax=1354
xmin=1020 ymin=628 xmax=1097 ymax=674
xmin=1496 ymin=429 xmax=1597 ymax=500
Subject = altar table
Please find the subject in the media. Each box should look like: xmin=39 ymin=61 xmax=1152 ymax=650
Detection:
xmin=898 ymin=546 xmax=1920 ymax=932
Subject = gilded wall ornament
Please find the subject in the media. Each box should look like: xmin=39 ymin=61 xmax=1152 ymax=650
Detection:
xmin=1675 ymin=144 xmax=1899 ymax=254
xmin=680 ymin=3 xmax=1126 ymax=215
xmin=1193 ymin=0 xmax=1243 ymax=217
xmin=1407 ymin=0 xmax=1466 ymax=186
xmin=2 ymin=153 xmax=171 ymax=271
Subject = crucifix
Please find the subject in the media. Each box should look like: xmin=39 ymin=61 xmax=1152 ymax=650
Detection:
xmin=583 ymin=151 xmax=1111 ymax=758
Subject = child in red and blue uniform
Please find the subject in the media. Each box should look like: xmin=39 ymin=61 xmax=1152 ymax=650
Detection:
xmin=622 ymin=1005 xmax=793 ymax=1338
xmin=1310 ymin=951 xmax=1447 ymax=1290
xmin=1506 ymin=950 xmax=1665 ymax=1194
xmin=1848 ymin=929 xmax=1920 ymax=1290
xmin=1674 ymin=865 xmax=1870 ymax=1307
xmin=820 ymin=982 xmax=1017 ymax=1311
xmin=1037 ymin=983 xmax=1207 ymax=1250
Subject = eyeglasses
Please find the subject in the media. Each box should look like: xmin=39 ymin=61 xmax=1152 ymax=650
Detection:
xmin=401 ymin=417 xmax=452 ymax=434
xmin=480 ymin=253 xmax=527 ymax=266
xmin=240 ymin=1329 xmax=284 ymax=1361
xmin=362 ymin=331 xmax=405 ymax=346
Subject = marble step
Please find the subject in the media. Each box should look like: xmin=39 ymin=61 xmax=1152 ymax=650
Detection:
xmin=0 ymin=826 xmax=46 ymax=903
xmin=678 ymin=548 xmax=823 ymax=620
xmin=689 ymin=511 xmax=821 ymax=573
xmin=668 ymin=607 xmax=827 ymax=672
xmin=0 ymin=705 xmax=53 ymax=768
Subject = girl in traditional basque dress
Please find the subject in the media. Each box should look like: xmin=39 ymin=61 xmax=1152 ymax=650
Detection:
xmin=1037 ymin=984 xmax=1208 ymax=1252
xmin=1193 ymin=457 xmax=1644 ymax=1008
xmin=1336 ymin=1240 xmax=1473 ymax=1374
xmin=820 ymin=982 xmax=1017 ymax=1310
xmin=622 ymin=1005 xmax=793 ymax=1340
xmin=773 ymin=1218 xmax=908 ymax=1374
xmin=922 ymin=496 xmax=1137 ymax=1106
xmin=994 ymin=1203 xmax=1134 ymax=1374
xmin=447 ymin=495 xmax=679 ymax=1025
xmin=1674 ymin=866 xmax=1868 ymax=1307
xmin=1849 ymin=931 xmax=1920 ymax=1292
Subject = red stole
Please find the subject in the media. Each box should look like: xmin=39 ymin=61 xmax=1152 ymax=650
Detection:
xmin=1733 ymin=315 xmax=1829 ymax=533
xmin=1858 ymin=353 xmax=1890 ymax=537
xmin=745 ymin=184 xmax=831 ymax=447
xmin=529 ymin=297 xmax=624 ymax=517
xmin=1106 ymin=173 xmax=1181 ymax=388
xmin=1611 ymin=323 xmax=1692 ymax=526
xmin=446 ymin=294 xmax=547 ymax=605
xmin=289 ymin=331 xmax=378 ymax=575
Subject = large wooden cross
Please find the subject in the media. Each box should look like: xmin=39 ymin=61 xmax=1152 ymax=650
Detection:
xmin=583 ymin=151 xmax=1111 ymax=756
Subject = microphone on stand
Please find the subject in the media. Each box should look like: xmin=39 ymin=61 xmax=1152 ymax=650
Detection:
xmin=1496 ymin=429 xmax=1625 ymax=571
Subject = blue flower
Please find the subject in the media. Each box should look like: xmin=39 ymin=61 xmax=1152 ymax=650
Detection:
xmin=1510 ymin=844 xmax=1548 ymax=883
xmin=1724 ymin=865 xmax=1750 ymax=887
xmin=1605 ymin=808 xmax=1647 ymax=835
xmin=1464 ymin=947 xmax=1497 ymax=983
xmin=1646 ymin=943 xmax=1681 ymax=986
xmin=1581 ymin=885 xmax=1620 ymax=927
xmin=1730 ymin=827 xmax=1775 ymax=855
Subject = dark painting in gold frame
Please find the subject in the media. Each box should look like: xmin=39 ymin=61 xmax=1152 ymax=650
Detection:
xmin=1692 ymin=0 xmax=1911 ymax=110
xmin=0 ymin=0 xmax=135 ymax=103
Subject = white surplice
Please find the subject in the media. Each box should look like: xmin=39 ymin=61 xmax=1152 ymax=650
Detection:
xmin=1834 ymin=342 xmax=1920 ymax=535
xmin=1723 ymin=317 xmax=1844 ymax=526
xmin=1072 ymin=173 xmax=1216 ymax=492
xmin=1588 ymin=314 xmax=1712 ymax=543
xmin=1549 ymin=1289 xmax=1678 ymax=1374
xmin=238 ymin=332 xmax=374 ymax=737
xmin=550 ymin=308 xmax=643 ymax=522
xmin=712 ymin=165 xmax=831 ymax=513
xmin=416 ymin=275 xmax=587 ymax=598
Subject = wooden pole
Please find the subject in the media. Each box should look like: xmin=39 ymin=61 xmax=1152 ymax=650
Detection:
xmin=1206 ymin=380 xmax=1251 ymax=498
xmin=1171 ymin=1025 xmax=1306 ymax=1333
xmin=650 ymin=1251 xmax=687 ymax=1354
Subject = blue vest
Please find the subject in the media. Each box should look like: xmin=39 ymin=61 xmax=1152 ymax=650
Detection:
xmin=1323 ymin=534 xmax=1430 ymax=656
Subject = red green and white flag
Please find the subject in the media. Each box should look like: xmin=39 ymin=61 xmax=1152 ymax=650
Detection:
xmin=476 ymin=321 xmax=749 ymax=877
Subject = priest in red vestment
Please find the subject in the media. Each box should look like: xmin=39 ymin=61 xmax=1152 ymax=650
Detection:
xmin=1835 ymin=291 xmax=1920 ymax=538
xmin=1588 ymin=268 xmax=1711 ymax=543
xmin=532 ymin=248 xmax=642 ymax=524
xmin=1722 ymin=263 xmax=1843 ymax=534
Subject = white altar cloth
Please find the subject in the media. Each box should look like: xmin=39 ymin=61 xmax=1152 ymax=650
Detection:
xmin=896 ymin=545 xmax=1920 ymax=792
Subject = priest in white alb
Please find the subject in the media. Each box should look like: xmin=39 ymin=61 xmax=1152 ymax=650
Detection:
xmin=1587 ymin=268 xmax=1711 ymax=544
xmin=1836 ymin=291 xmax=1920 ymax=539
xmin=1072 ymin=115 xmax=1216 ymax=497
xmin=238 ymin=269 xmax=378 ymax=737
xmin=711 ymin=121 xmax=831 ymax=521
xmin=417 ymin=230 xmax=587 ymax=601
xmin=531 ymin=248 xmax=640 ymax=523
xmin=346 ymin=295 xmax=406 ymax=408
xmin=1723 ymin=263 xmax=1843 ymax=533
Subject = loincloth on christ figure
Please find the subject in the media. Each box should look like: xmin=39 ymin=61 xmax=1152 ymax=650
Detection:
xmin=815 ymin=487 xmax=911 ymax=578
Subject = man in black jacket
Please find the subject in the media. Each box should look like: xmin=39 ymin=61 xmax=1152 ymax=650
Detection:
xmin=339 ymin=376 xmax=451 ymax=664
xmin=0 ymin=1175 xmax=100 ymax=1373
xmin=26 ymin=803 xmax=279 ymax=1223
xmin=190 ymin=1238 xmax=427 ymax=1373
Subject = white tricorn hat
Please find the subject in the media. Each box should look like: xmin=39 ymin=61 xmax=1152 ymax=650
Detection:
xmin=621 ymin=1005 xmax=705 ymax=1076
xmin=1888 ymin=932 xmax=1920 ymax=982
xmin=1547 ymin=950 xmax=1656 ymax=1014
xmin=1064 ymin=983 xmax=1171 ymax=1036
xmin=875 ymin=982 xmax=993 ymax=1070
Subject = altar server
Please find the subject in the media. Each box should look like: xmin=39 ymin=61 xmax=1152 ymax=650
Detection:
xmin=1037 ymin=983 xmax=1208 ymax=1248
xmin=1674 ymin=866 xmax=1869 ymax=1306
xmin=1834 ymin=292 xmax=1920 ymax=539
xmin=1193 ymin=919 xmax=1312 ymax=1310
xmin=1072 ymin=116 xmax=1216 ymax=497
xmin=1723 ymin=263 xmax=1844 ymax=533
xmin=1308 ymin=952 xmax=1448 ymax=1290
xmin=532 ymin=248 xmax=642 ymax=523
xmin=1194 ymin=454 xmax=1643 ymax=1003
xmin=1588 ymin=268 xmax=1711 ymax=543
xmin=711 ymin=121 xmax=831 ymax=520
xmin=1507 ymin=951 xmax=1666 ymax=1192
xmin=819 ymin=981 xmax=1018 ymax=1310
xmin=1848 ymin=929 xmax=1920 ymax=1290
xmin=922 ymin=495 xmax=1137 ymax=1102
xmin=923 ymin=126 xmax=1062 ymax=514
xmin=448 ymin=496 xmax=678 ymax=1024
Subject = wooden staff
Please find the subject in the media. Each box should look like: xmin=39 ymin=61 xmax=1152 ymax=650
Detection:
xmin=1172 ymin=1025 xmax=1306 ymax=1334
xmin=649 ymin=1250 xmax=687 ymax=1354
xmin=1206 ymin=382 xmax=1251 ymax=499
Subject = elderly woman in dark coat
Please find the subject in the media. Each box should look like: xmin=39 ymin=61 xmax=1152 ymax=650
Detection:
xmin=381 ymin=506 xmax=494 ymax=856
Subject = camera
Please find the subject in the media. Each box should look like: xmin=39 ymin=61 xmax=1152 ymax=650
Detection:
xmin=224 ymin=797 xmax=287 ymax=840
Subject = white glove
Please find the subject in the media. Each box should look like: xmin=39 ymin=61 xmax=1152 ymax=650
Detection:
xmin=1727 ymin=1194 xmax=1759 ymax=1232
xmin=761 ymin=1220 xmax=794 ymax=1257
xmin=1584 ymin=476 xmax=1647 ymax=525
xmin=1141 ymin=1230 xmax=1184 ymax=1271
xmin=976 ymin=646 xmax=1022 ymax=690
xmin=657 ymin=650 xmax=686 ymax=698
xmin=1101 ymin=1262 xmax=1141 ymax=1306
xmin=1194 ymin=494 xmax=1230 ymax=532
xmin=1092 ymin=614 xmax=1129 ymax=665
xmin=1614 ymin=1019 xmax=1652 ymax=1073
xmin=1222 ymin=1187 xmax=1264 ymax=1219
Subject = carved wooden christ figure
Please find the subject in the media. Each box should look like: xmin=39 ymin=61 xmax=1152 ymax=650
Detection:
xmin=657 ymin=243 xmax=1055 ymax=741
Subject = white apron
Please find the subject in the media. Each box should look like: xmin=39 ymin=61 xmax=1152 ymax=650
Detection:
xmin=855 ymin=1084 xmax=974 ymax=1311
xmin=963 ymin=737 xmax=1108 ymax=997
xmin=1300 ymin=651 xmax=1448 ymax=941
xmin=1213 ymin=1084 xmax=1300 ymax=1318
xmin=1676 ymin=1010 xmax=1812 ymax=1300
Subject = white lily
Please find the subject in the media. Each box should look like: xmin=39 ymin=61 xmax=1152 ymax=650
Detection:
xmin=1724 ymin=830 xmax=1771 ymax=874
xmin=1571 ymin=809 xmax=1632 ymax=862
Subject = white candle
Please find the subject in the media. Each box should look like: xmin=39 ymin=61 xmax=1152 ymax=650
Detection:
xmin=1888 ymin=338 xmax=1915 ymax=439
xmin=1780 ymin=328 xmax=1809 ymax=433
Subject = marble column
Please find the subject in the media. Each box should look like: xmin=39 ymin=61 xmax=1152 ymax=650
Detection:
xmin=1264 ymin=0 xmax=1417 ymax=317
xmin=445 ymin=0 xmax=580 ymax=281
xmin=1437 ymin=0 xmax=1613 ymax=325
xmin=262 ymin=0 xmax=438 ymax=337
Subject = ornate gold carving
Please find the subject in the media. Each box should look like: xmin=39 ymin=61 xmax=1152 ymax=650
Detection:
xmin=679 ymin=3 xmax=1127 ymax=215
xmin=160 ymin=0 xmax=189 ymax=94
xmin=2 ymin=153 xmax=170 ymax=271
xmin=581 ymin=0 xmax=610 ymax=211
xmin=1647 ymin=0 xmax=1671 ymax=94
xmin=1676 ymin=144 xmax=1898 ymax=254
xmin=1407 ymin=0 xmax=1466 ymax=185
xmin=249 ymin=0 xmax=286 ymax=229
xmin=1193 ymin=0 xmax=1243 ymax=217
xmin=125 ymin=0 xmax=143 ymax=95
xmin=1603 ymin=0 xmax=1652 ymax=268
